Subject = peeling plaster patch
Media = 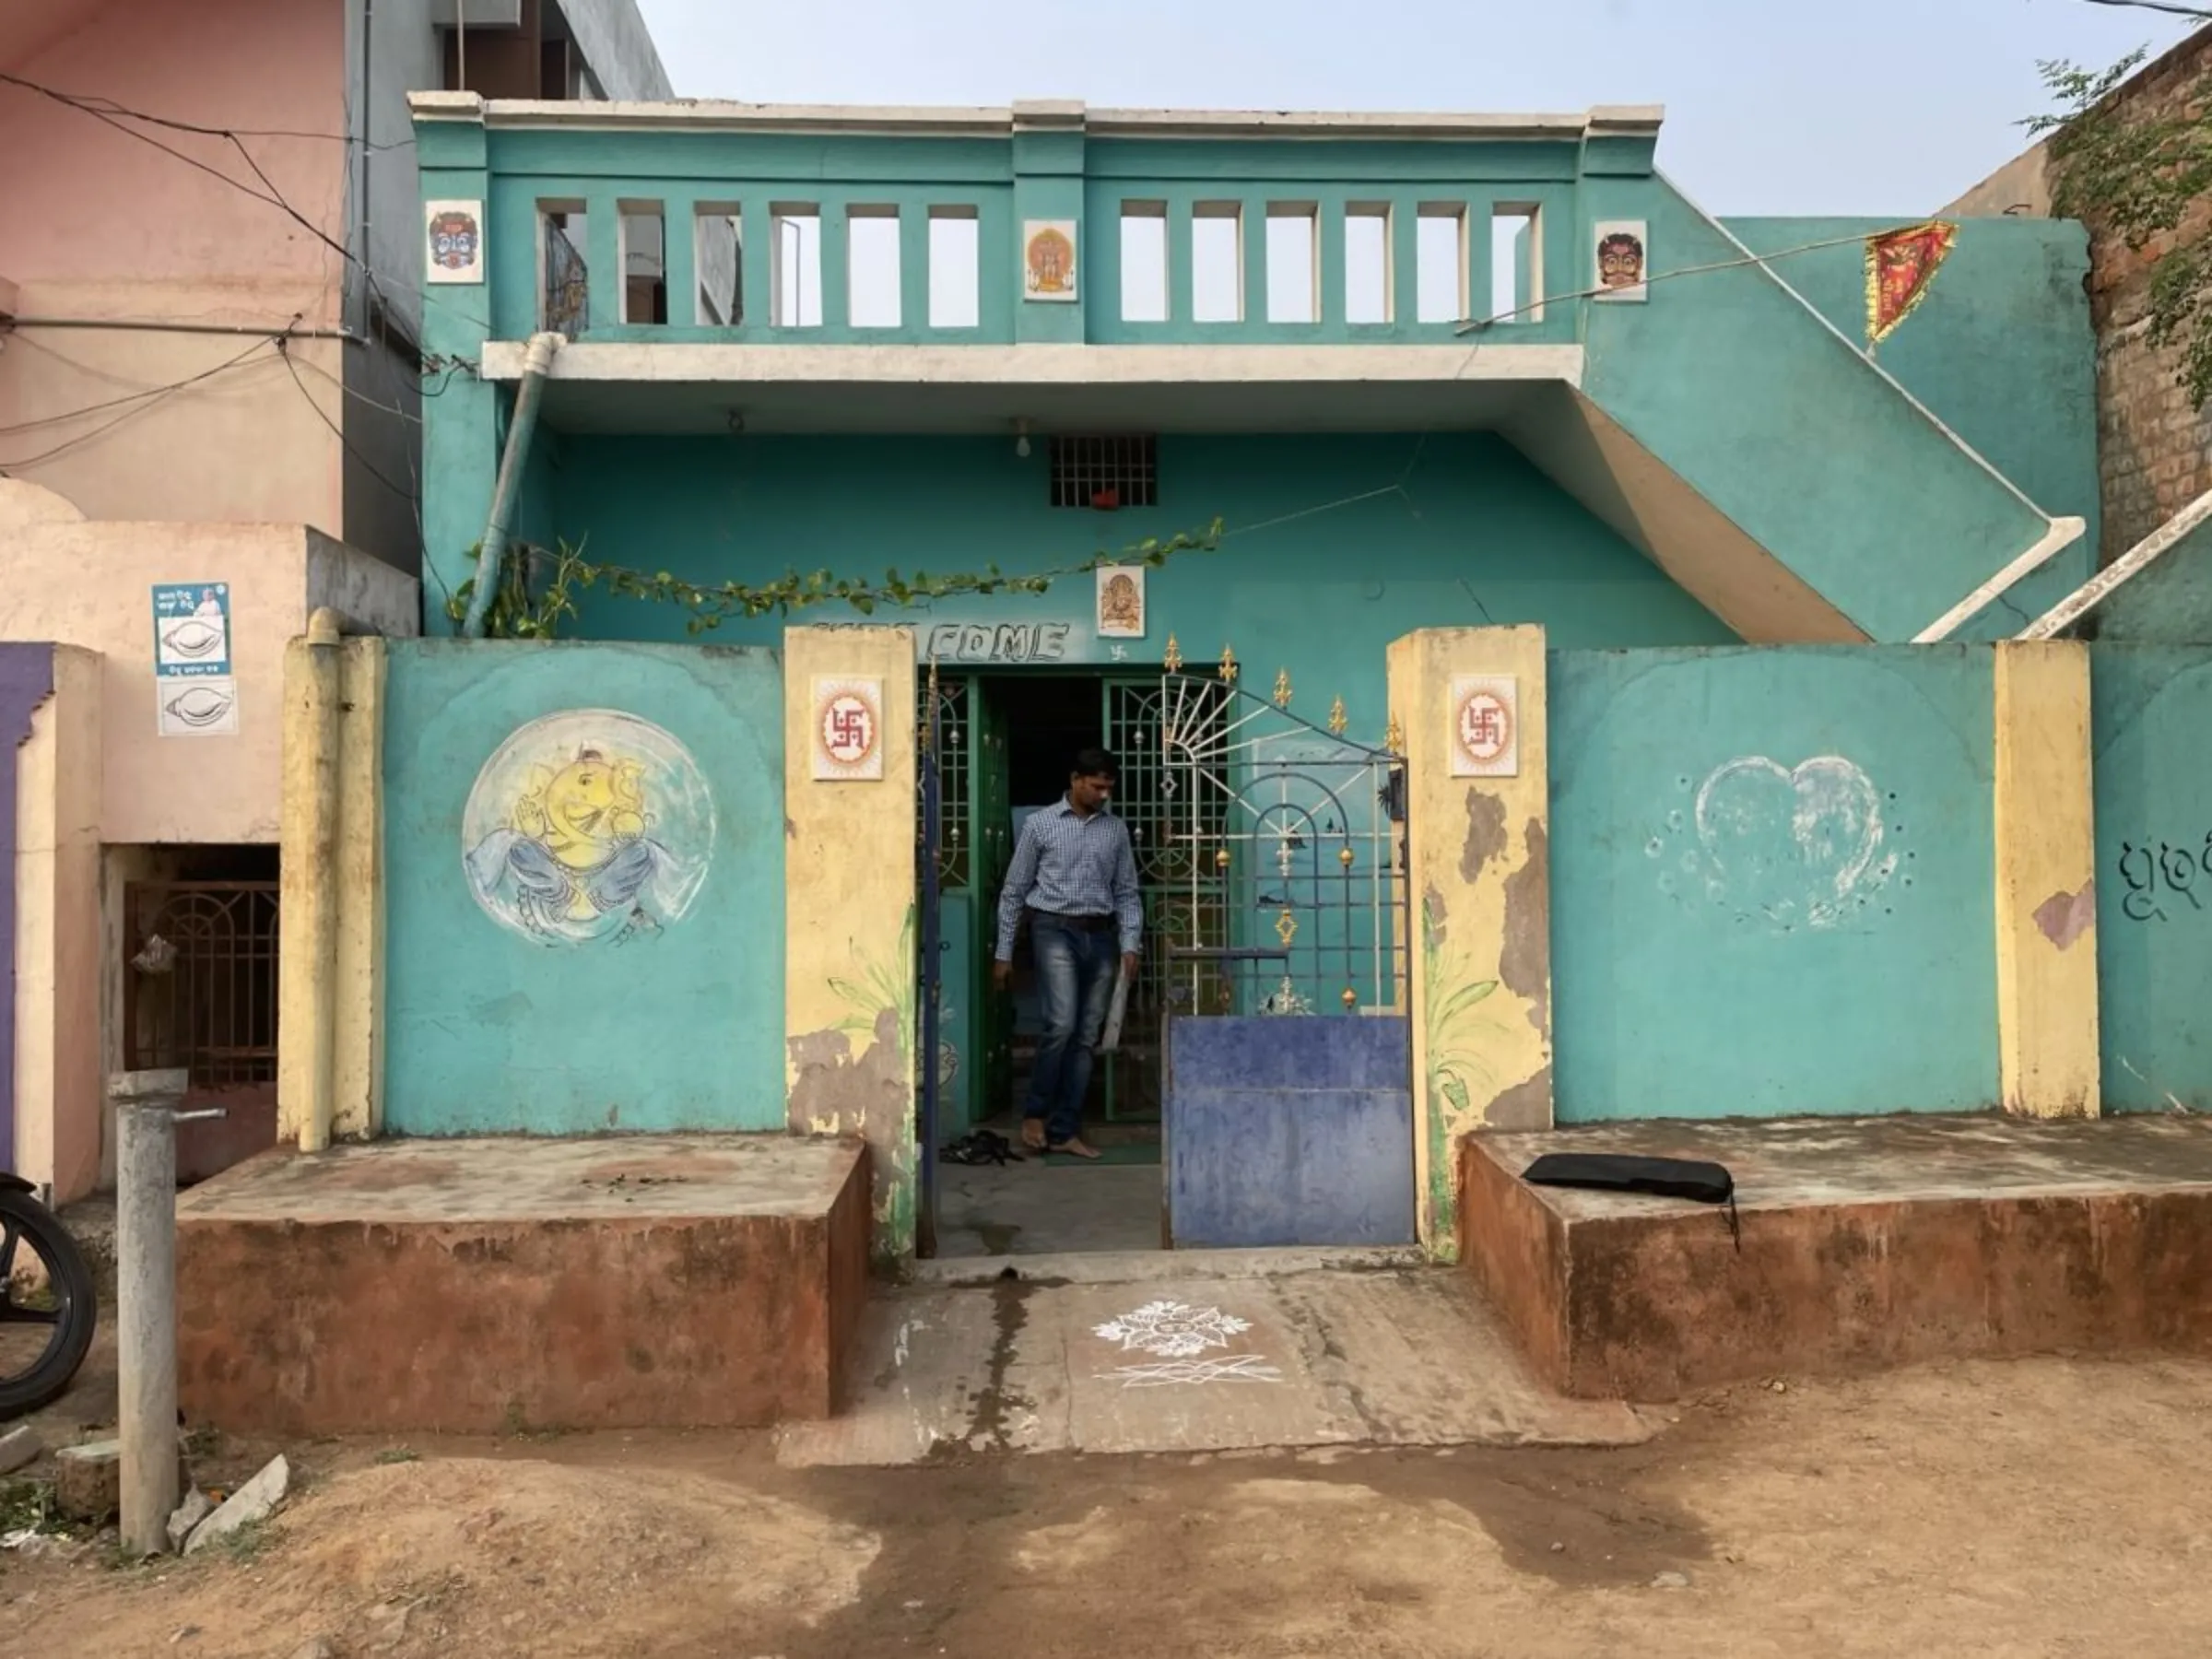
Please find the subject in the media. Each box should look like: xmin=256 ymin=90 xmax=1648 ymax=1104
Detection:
xmin=787 ymin=1007 xmax=912 ymax=1253
xmin=785 ymin=816 xmax=798 ymax=840
xmin=1499 ymin=819 xmax=1550 ymax=1041
xmin=1487 ymin=1065 xmax=1552 ymax=1132
xmin=1459 ymin=790 xmax=1509 ymax=888
xmin=2033 ymin=880 xmax=2096 ymax=951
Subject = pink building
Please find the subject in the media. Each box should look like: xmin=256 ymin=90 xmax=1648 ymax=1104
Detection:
xmin=0 ymin=0 xmax=670 ymax=1202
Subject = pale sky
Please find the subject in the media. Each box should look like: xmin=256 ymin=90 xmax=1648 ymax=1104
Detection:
xmin=631 ymin=0 xmax=2191 ymax=215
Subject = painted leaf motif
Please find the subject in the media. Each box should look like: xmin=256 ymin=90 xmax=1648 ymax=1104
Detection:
xmin=1434 ymin=979 xmax=1499 ymax=1024
xmin=1439 ymin=1074 xmax=1471 ymax=1115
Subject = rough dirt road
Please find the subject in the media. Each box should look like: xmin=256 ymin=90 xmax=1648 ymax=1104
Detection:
xmin=6 ymin=1352 xmax=2210 ymax=1657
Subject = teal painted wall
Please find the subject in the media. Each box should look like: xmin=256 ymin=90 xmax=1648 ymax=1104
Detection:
xmin=2097 ymin=520 xmax=2212 ymax=642
xmin=1549 ymin=645 xmax=1997 ymax=1120
xmin=543 ymin=431 xmax=1736 ymax=735
xmin=1725 ymin=217 xmax=2100 ymax=635
xmin=1581 ymin=177 xmax=2065 ymax=644
xmin=2091 ymin=646 xmax=2212 ymax=1110
xmin=382 ymin=640 xmax=787 ymax=1135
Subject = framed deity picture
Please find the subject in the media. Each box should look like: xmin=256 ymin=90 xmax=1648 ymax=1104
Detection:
xmin=1095 ymin=566 xmax=1145 ymax=639
xmin=1023 ymin=219 xmax=1078 ymax=303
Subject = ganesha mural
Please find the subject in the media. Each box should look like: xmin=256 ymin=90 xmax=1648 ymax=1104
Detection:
xmin=461 ymin=709 xmax=716 ymax=947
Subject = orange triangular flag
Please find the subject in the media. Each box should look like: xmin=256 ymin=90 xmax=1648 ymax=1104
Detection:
xmin=1866 ymin=221 xmax=1958 ymax=347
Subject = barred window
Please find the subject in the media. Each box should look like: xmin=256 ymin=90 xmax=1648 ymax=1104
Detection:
xmin=1050 ymin=434 xmax=1158 ymax=509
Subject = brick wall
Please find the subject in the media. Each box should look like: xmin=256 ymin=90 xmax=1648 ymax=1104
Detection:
xmin=2050 ymin=30 xmax=2212 ymax=564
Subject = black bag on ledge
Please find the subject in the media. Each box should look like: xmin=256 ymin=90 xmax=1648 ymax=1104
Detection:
xmin=1520 ymin=1153 xmax=1741 ymax=1248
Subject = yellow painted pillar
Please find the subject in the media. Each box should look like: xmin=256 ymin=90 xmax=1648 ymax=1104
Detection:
xmin=279 ymin=629 xmax=386 ymax=1147
xmin=1994 ymin=640 xmax=2099 ymax=1118
xmin=331 ymin=638 xmax=387 ymax=1140
xmin=782 ymin=625 xmax=917 ymax=1262
xmin=1385 ymin=626 xmax=1553 ymax=1260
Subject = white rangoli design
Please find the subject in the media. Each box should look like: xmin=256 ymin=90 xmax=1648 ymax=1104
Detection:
xmin=1102 ymin=1355 xmax=1284 ymax=1388
xmin=1094 ymin=1300 xmax=1253 ymax=1359
xmin=1091 ymin=1300 xmax=1282 ymax=1388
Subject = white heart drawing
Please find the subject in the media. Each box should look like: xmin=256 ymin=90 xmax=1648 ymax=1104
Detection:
xmin=1692 ymin=756 xmax=1889 ymax=927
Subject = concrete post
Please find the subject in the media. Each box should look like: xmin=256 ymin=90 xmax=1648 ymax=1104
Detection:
xmin=111 ymin=1067 xmax=189 ymax=1558
xmin=299 ymin=609 xmax=342 ymax=1152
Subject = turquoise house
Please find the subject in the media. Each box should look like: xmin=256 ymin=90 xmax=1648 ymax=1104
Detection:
xmin=386 ymin=88 xmax=2110 ymax=1259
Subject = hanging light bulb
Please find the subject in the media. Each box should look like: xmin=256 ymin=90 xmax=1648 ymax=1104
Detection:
xmin=1014 ymin=418 xmax=1031 ymax=459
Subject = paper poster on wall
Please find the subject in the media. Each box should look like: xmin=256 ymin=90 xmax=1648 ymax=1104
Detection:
xmin=1023 ymin=220 xmax=1078 ymax=302
xmin=151 ymin=582 xmax=239 ymax=737
xmin=424 ymin=198 xmax=486 ymax=285
xmin=1448 ymin=675 xmax=1518 ymax=778
xmin=812 ymin=676 xmax=886 ymax=781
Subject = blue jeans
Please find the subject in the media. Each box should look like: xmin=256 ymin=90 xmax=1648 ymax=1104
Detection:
xmin=1024 ymin=913 xmax=1119 ymax=1146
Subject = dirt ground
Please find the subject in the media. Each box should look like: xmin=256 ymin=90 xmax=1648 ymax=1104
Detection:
xmin=6 ymin=1351 xmax=2211 ymax=1658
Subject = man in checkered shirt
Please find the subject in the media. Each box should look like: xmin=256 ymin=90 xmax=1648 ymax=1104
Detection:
xmin=993 ymin=747 xmax=1141 ymax=1159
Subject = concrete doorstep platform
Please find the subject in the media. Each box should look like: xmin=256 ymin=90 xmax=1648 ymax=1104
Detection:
xmin=175 ymin=1135 xmax=871 ymax=1436
xmin=1463 ymin=1113 xmax=2212 ymax=1403
xmin=777 ymin=1253 xmax=1651 ymax=1466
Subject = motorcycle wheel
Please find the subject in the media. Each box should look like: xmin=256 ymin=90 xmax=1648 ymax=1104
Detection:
xmin=0 ymin=1187 xmax=98 ymax=1420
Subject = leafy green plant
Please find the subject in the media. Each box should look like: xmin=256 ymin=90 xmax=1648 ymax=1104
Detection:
xmin=445 ymin=520 xmax=1227 ymax=641
xmin=2030 ymin=46 xmax=2212 ymax=403
xmin=0 ymin=1477 xmax=55 ymax=1535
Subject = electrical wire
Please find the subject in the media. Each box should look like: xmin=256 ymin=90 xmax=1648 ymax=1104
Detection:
xmin=0 ymin=74 xmax=355 ymax=270
xmin=0 ymin=334 xmax=278 ymax=439
xmin=1453 ymin=220 xmax=1936 ymax=335
xmin=287 ymin=347 xmax=466 ymax=427
xmin=276 ymin=330 xmax=437 ymax=594
xmin=0 ymin=335 xmax=281 ymax=470
xmin=0 ymin=69 xmax=467 ymax=351
xmin=0 ymin=71 xmax=414 ymax=149
xmin=275 ymin=336 xmax=418 ymax=508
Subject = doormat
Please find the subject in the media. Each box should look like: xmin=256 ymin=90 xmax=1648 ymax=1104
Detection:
xmin=1052 ymin=1143 xmax=1161 ymax=1167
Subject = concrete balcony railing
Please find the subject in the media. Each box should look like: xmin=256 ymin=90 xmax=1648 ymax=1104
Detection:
xmin=412 ymin=94 xmax=1638 ymax=348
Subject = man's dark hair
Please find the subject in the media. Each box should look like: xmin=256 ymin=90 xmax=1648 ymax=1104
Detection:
xmin=1071 ymin=747 xmax=1119 ymax=782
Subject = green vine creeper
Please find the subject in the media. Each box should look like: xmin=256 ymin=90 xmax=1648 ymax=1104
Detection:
xmin=444 ymin=520 xmax=1227 ymax=640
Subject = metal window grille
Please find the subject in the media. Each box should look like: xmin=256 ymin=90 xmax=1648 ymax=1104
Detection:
xmin=122 ymin=882 xmax=280 ymax=1088
xmin=920 ymin=675 xmax=971 ymax=889
xmin=545 ymin=216 xmax=589 ymax=336
xmin=1049 ymin=435 xmax=1158 ymax=509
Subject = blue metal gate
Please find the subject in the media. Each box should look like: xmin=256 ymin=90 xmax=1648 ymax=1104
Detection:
xmin=1153 ymin=665 xmax=1416 ymax=1248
